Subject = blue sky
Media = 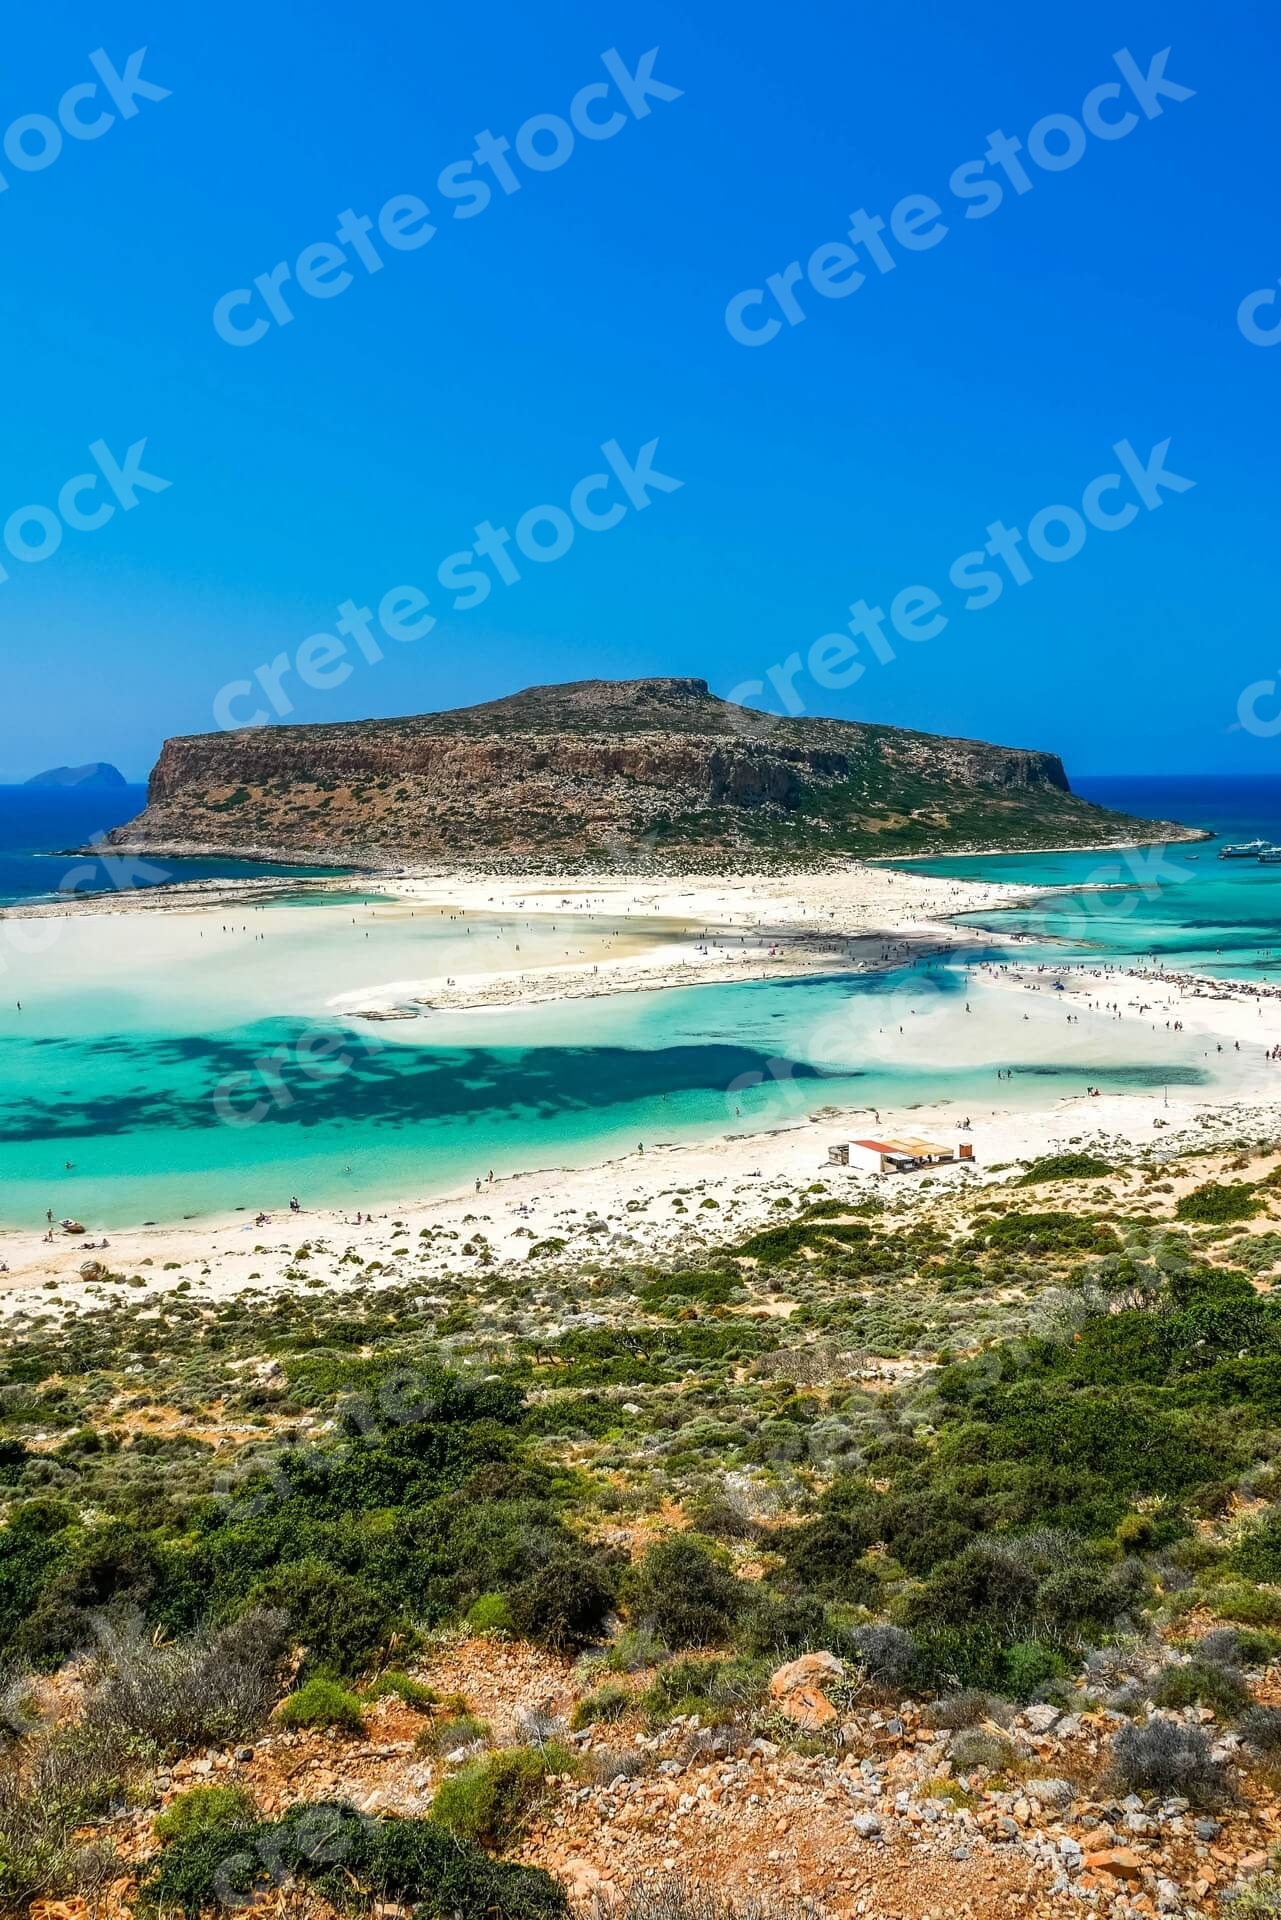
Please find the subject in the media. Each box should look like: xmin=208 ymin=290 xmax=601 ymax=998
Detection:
xmin=0 ymin=0 xmax=1276 ymax=781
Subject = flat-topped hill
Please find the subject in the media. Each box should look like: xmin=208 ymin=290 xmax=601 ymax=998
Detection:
xmin=108 ymin=677 xmax=1191 ymax=867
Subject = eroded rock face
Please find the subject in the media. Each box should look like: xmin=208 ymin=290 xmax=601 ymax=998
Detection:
xmin=106 ymin=675 xmax=1156 ymax=869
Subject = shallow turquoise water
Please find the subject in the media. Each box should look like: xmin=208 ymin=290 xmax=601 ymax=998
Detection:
xmin=0 ymin=955 xmax=1206 ymax=1229
xmin=3 ymin=772 xmax=1270 ymax=1230
xmin=899 ymin=776 xmax=1281 ymax=983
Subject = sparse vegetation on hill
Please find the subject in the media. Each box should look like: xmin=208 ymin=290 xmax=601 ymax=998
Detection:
xmin=5 ymin=1136 xmax=1281 ymax=1911
xmin=106 ymin=676 xmax=1193 ymax=868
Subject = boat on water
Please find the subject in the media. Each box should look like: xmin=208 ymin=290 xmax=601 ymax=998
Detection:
xmin=1259 ymin=848 xmax=1281 ymax=865
xmin=1219 ymin=839 xmax=1272 ymax=859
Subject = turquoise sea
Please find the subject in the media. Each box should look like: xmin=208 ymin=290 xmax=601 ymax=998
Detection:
xmin=0 ymin=774 xmax=1275 ymax=1230
xmin=909 ymin=776 xmax=1281 ymax=983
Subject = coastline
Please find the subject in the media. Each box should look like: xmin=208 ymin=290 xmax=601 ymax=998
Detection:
xmin=4 ymin=1074 xmax=1279 ymax=1321
xmin=3 ymin=853 xmax=1276 ymax=1277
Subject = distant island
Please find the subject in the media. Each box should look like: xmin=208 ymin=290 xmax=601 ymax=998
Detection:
xmin=25 ymin=762 xmax=127 ymax=791
xmin=104 ymin=676 xmax=1198 ymax=868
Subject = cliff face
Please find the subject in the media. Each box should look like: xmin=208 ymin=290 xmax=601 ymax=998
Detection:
xmin=111 ymin=677 xmax=1169 ymax=867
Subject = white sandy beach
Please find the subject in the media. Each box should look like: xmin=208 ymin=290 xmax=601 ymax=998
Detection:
xmin=3 ymin=858 xmax=1281 ymax=1316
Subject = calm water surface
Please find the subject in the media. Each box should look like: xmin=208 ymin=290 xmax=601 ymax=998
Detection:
xmin=0 ymin=773 xmax=1262 ymax=1227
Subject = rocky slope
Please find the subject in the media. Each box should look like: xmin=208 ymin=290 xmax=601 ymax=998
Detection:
xmin=108 ymin=677 xmax=1190 ymax=867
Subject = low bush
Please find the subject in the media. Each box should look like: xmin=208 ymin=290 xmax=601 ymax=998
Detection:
xmin=1199 ymin=1627 xmax=1280 ymax=1667
xmin=364 ymin=1671 xmax=437 ymax=1712
xmin=513 ymin=1709 xmax=568 ymax=1750
xmin=153 ymin=1784 xmax=257 ymax=1844
xmin=740 ymin=1590 xmax=826 ymax=1656
xmin=851 ymin=1625 xmax=918 ymax=1691
xmin=1176 ymin=1182 xmax=1261 ymax=1224
xmin=430 ymin=1747 xmax=552 ymax=1849
xmin=1152 ymin=1659 xmax=1251 ymax=1719
xmin=1239 ymin=1705 xmax=1281 ymax=1753
xmin=1109 ymin=1717 xmax=1225 ymax=1803
xmin=85 ymin=1607 xmax=289 ymax=1754
xmin=507 ymin=1548 xmax=616 ymax=1652
xmin=684 ymin=1488 xmax=758 ymax=1541
xmin=274 ymin=1677 xmax=365 ymax=1735
xmin=580 ymin=1745 xmax=648 ymax=1786
xmin=922 ymin=1690 xmax=1009 ymax=1730
xmin=570 ymin=1683 xmax=630 ymax=1730
xmin=948 ymin=1727 xmax=1019 ymax=1776
xmin=607 ymin=1879 xmax=798 ymax=1920
xmin=138 ymin=1799 xmax=568 ymax=1920
xmin=643 ymin=1656 xmax=765 ymax=1723
xmin=1003 ymin=1641 xmax=1069 ymax=1702
xmin=248 ymin=1562 xmax=393 ymax=1679
xmin=604 ymin=1626 xmax=665 ymax=1672
xmin=417 ymin=1713 xmax=491 ymax=1756
xmin=0 ymin=1723 xmax=126 ymax=1906
xmin=621 ymin=1537 xmax=743 ymax=1648
xmin=1018 ymin=1154 xmax=1113 ymax=1185
xmin=468 ymin=1593 xmax=515 ymax=1635
xmin=1229 ymin=1872 xmax=1281 ymax=1915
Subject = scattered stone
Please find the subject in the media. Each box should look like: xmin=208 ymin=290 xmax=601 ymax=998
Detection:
xmin=1025 ymin=1778 xmax=1073 ymax=1810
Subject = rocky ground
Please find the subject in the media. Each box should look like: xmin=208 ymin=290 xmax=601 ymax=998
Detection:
xmin=48 ymin=1632 xmax=1281 ymax=1920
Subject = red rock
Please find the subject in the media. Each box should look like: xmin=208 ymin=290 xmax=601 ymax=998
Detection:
xmin=1082 ymin=1849 xmax=1143 ymax=1882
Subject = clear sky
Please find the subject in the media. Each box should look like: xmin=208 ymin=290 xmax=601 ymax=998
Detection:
xmin=0 ymin=0 xmax=1276 ymax=782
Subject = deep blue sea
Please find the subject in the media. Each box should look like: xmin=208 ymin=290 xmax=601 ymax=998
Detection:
xmin=0 ymin=786 xmax=326 ymax=905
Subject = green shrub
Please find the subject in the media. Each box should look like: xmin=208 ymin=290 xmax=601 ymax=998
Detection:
xmin=570 ymin=1683 xmax=630 ymax=1730
xmin=777 ymin=1487 xmax=883 ymax=1603
xmin=740 ymin=1590 xmax=827 ymax=1656
xmin=1002 ymin=1641 xmax=1068 ymax=1701
xmin=248 ymin=1561 xmax=393 ymax=1678
xmin=417 ymin=1713 xmax=490 ymax=1755
xmin=1176 ymin=1182 xmax=1262 ymax=1224
xmin=1230 ymin=1517 xmax=1281 ymax=1584
xmin=1152 ymin=1660 xmax=1251 ymax=1719
xmin=1115 ymin=1513 xmax=1158 ymax=1553
xmin=1202 ymin=1581 xmax=1281 ymax=1626
xmin=621 ymin=1537 xmax=743 ymax=1648
xmin=966 ymin=1211 xmax=1120 ymax=1255
xmin=1018 ymin=1154 xmax=1113 ymax=1185
xmin=365 ymin=1671 xmax=437 ymax=1712
xmin=468 ymin=1593 xmax=515 ymax=1635
xmin=507 ymin=1548 xmax=616 ymax=1652
xmin=430 ymin=1747 xmax=552 ymax=1848
xmin=642 ymin=1656 xmax=765 ymax=1723
xmin=153 ymin=1784 xmax=257 ymax=1844
xmin=274 ymin=1678 xmax=365 ymax=1734
xmin=684 ymin=1488 xmax=757 ymax=1541
xmin=604 ymin=1626 xmax=665 ymax=1672
xmin=138 ymin=1800 xmax=567 ymax=1920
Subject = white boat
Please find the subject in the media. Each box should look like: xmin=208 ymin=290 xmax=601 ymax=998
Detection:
xmin=1219 ymin=839 xmax=1271 ymax=859
xmin=1259 ymin=848 xmax=1281 ymax=865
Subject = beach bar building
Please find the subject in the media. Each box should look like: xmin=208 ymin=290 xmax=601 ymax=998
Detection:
xmin=829 ymin=1137 xmax=974 ymax=1175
